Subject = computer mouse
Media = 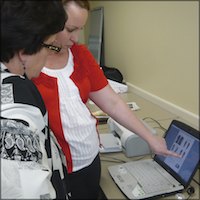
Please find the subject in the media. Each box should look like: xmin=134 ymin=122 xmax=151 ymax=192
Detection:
xmin=175 ymin=193 xmax=186 ymax=200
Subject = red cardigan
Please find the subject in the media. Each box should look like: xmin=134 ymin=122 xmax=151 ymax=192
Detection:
xmin=33 ymin=44 xmax=108 ymax=173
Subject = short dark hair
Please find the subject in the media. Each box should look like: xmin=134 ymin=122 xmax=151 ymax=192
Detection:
xmin=1 ymin=0 xmax=67 ymax=62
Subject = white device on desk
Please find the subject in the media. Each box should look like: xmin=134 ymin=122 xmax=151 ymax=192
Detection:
xmin=107 ymin=118 xmax=156 ymax=157
xmin=108 ymin=79 xmax=128 ymax=93
xmin=99 ymin=118 xmax=156 ymax=156
xmin=99 ymin=133 xmax=122 ymax=153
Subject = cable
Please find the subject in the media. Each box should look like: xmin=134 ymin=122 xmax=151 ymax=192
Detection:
xmin=186 ymin=194 xmax=191 ymax=200
xmin=192 ymin=177 xmax=200 ymax=186
xmin=100 ymin=154 xmax=147 ymax=163
xmin=100 ymin=155 xmax=126 ymax=163
xmin=152 ymin=126 xmax=166 ymax=132
xmin=100 ymin=159 xmax=125 ymax=163
xmin=186 ymin=185 xmax=195 ymax=200
xmin=142 ymin=117 xmax=167 ymax=131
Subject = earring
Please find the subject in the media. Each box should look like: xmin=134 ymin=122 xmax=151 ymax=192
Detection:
xmin=21 ymin=61 xmax=26 ymax=69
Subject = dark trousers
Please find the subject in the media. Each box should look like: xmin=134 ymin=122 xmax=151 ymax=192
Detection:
xmin=68 ymin=154 xmax=101 ymax=200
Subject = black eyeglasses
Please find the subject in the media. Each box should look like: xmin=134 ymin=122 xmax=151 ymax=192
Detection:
xmin=42 ymin=43 xmax=61 ymax=53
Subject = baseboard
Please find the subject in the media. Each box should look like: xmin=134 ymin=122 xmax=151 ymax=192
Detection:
xmin=126 ymin=82 xmax=199 ymax=128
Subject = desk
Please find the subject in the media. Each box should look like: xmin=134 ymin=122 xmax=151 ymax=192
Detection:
xmin=89 ymin=92 xmax=199 ymax=200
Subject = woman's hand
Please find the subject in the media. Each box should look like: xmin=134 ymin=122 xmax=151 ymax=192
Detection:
xmin=148 ymin=135 xmax=181 ymax=157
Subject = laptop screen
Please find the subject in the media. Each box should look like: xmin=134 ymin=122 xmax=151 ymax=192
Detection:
xmin=154 ymin=120 xmax=199 ymax=187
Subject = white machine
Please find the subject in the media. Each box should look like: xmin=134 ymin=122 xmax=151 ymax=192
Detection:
xmin=99 ymin=118 xmax=157 ymax=157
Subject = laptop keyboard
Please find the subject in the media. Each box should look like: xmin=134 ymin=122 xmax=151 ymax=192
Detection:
xmin=108 ymin=160 xmax=184 ymax=199
xmin=125 ymin=161 xmax=174 ymax=193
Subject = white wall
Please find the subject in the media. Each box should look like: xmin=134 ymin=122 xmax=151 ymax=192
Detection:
xmin=86 ymin=1 xmax=199 ymax=127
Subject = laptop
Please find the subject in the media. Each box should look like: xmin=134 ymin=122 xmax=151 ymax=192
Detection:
xmin=108 ymin=120 xmax=200 ymax=199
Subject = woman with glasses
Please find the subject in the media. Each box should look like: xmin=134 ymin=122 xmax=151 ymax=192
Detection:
xmin=33 ymin=1 xmax=180 ymax=199
xmin=1 ymin=1 xmax=71 ymax=199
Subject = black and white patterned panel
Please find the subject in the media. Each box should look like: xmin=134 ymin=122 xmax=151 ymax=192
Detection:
xmin=0 ymin=119 xmax=42 ymax=162
xmin=1 ymin=84 xmax=14 ymax=104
